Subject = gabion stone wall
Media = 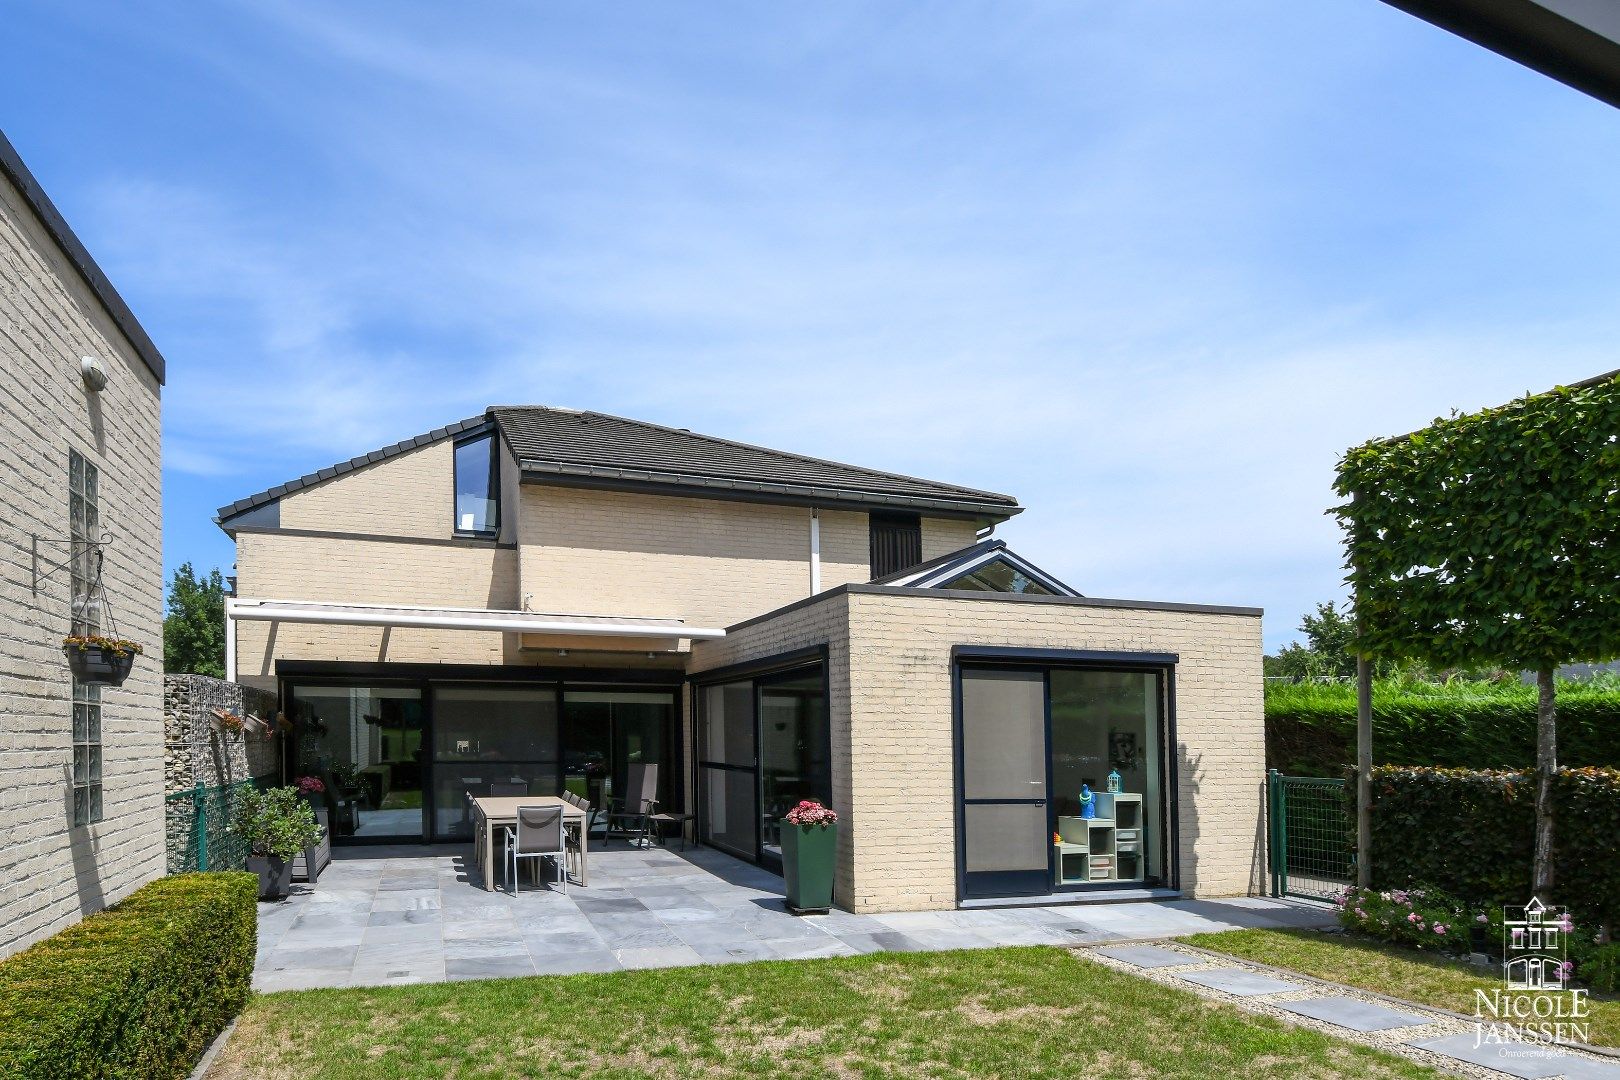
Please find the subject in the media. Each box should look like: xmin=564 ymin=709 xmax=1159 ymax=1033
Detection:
xmin=163 ymin=674 xmax=280 ymax=793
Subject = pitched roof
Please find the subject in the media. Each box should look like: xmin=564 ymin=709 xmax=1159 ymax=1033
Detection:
xmin=215 ymin=414 xmax=489 ymax=524
xmin=217 ymin=406 xmax=1022 ymax=529
xmin=0 ymin=129 xmax=166 ymax=385
xmin=493 ymin=406 xmax=1021 ymax=518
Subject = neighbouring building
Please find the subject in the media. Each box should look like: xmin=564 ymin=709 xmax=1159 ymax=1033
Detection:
xmin=219 ymin=406 xmax=1266 ymax=912
xmin=0 ymin=130 xmax=166 ymax=957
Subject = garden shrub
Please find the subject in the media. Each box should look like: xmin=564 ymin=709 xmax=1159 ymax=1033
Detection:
xmin=1266 ymin=676 xmax=1620 ymax=775
xmin=1365 ymin=766 xmax=1620 ymax=935
xmin=0 ymin=871 xmax=257 ymax=1079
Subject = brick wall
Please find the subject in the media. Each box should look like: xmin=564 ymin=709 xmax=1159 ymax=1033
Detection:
xmin=692 ymin=587 xmax=1265 ymax=914
xmin=279 ymin=438 xmax=453 ymax=539
xmin=232 ymin=530 xmax=524 ymax=690
xmin=0 ymin=170 xmax=165 ymax=958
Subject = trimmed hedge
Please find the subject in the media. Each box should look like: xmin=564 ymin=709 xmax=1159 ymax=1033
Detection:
xmin=0 ymin=872 xmax=257 ymax=1079
xmin=1267 ymin=677 xmax=1620 ymax=775
xmin=1366 ymin=766 xmax=1620 ymax=934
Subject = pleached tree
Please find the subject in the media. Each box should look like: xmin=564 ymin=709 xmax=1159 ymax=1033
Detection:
xmin=1333 ymin=373 xmax=1620 ymax=898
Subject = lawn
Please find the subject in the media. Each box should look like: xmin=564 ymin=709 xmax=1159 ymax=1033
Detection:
xmin=1183 ymin=928 xmax=1620 ymax=1049
xmin=211 ymin=946 xmax=1441 ymax=1079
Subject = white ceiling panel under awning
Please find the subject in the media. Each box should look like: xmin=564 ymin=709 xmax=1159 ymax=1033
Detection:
xmin=225 ymin=598 xmax=726 ymax=639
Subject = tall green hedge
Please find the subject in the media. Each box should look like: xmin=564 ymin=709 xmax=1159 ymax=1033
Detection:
xmin=0 ymin=872 xmax=257 ymax=1080
xmin=1266 ymin=677 xmax=1620 ymax=775
xmin=1366 ymin=766 xmax=1620 ymax=933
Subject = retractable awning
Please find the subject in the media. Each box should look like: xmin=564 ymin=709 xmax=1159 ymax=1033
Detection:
xmin=225 ymin=598 xmax=726 ymax=638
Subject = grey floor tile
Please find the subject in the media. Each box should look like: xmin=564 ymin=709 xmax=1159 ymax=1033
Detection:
xmin=445 ymin=955 xmax=539 ymax=981
xmin=263 ymin=946 xmax=357 ymax=971
xmin=361 ymin=922 xmax=443 ymax=947
xmin=1095 ymin=944 xmax=1198 ymax=969
xmin=616 ymin=945 xmax=705 ymax=969
xmin=1176 ymin=968 xmax=1306 ymax=997
xmin=371 ymin=893 xmax=441 ymax=912
xmin=1275 ymin=996 xmax=1431 ymax=1032
xmin=532 ymin=951 xmax=622 ymax=975
xmin=443 ymin=937 xmax=530 ymax=960
xmin=837 ymin=931 xmax=931 ymax=954
xmin=524 ymin=930 xmax=612 ymax=956
xmin=685 ymin=937 xmax=783 ymax=964
xmin=368 ymin=908 xmax=442 ymax=927
xmin=254 ymin=969 xmax=347 ymax=992
xmin=592 ymin=918 xmax=682 ymax=951
xmin=764 ymin=936 xmax=860 ymax=960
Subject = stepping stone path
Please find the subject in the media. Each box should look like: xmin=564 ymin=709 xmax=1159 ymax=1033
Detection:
xmin=1092 ymin=941 xmax=1620 ymax=1078
xmin=1276 ymin=996 xmax=1429 ymax=1032
xmin=1094 ymin=944 xmax=1197 ymax=969
xmin=1175 ymin=967 xmax=1306 ymax=997
xmin=1411 ymin=1034 xmax=1620 ymax=1079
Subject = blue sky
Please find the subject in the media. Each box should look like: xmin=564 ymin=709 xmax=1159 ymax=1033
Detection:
xmin=5 ymin=1 xmax=1619 ymax=652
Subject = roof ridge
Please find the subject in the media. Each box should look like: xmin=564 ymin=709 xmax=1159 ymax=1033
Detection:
xmin=490 ymin=405 xmax=1018 ymax=505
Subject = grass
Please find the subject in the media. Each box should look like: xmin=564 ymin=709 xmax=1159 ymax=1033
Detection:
xmin=211 ymin=946 xmax=1442 ymax=1079
xmin=1182 ymin=928 xmax=1620 ymax=1049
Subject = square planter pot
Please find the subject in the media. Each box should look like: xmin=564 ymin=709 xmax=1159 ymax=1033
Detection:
xmin=62 ymin=645 xmax=135 ymax=687
xmin=246 ymin=855 xmax=294 ymax=901
xmin=782 ymin=822 xmax=837 ymax=914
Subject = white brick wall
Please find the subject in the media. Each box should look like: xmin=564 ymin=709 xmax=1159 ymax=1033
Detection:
xmin=0 ymin=170 xmax=165 ymax=958
xmin=693 ymin=588 xmax=1266 ymax=913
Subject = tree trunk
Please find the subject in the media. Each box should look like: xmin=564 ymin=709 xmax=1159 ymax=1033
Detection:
xmin=1532 ymin=666 xmax=1557 ymax=899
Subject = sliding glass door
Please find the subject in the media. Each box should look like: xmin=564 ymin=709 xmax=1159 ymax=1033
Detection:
xmin=287 ymin=684 xmax=426 ymax=840
xmin=958 ymin=669 xmax=1050 ymax=898
xmin=956 ymin=661 xmax=1171 ymax=900
xmin=697 ymin=660 xmax=832 ymax=870
xmin=430 ymin=686 xmax=560 ymax=839
xmin=561 ymin=690 xmax=675 ymax=816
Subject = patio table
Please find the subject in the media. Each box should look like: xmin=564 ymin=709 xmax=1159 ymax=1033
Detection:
xmin=471 ymin=795 xmax=589 ymax=891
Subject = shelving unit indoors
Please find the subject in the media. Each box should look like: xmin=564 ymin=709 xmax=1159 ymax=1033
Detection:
xmin=1054 ymin=793 xmax=1144 ymax=885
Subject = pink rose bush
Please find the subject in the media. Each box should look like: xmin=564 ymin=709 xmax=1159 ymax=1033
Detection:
xmin=784 ymin=799 xmax=837 ymax=828
xmin=1333 ymin=885 xmax=1470 ymax=952
xmin=295 ymin=775 xmax=326 ymax=796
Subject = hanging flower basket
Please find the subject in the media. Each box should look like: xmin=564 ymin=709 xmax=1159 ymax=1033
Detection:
xmin=61 ymin=635 xmax=142 ymax=687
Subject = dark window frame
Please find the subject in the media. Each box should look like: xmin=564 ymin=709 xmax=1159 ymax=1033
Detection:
xmin=691 ymin=646 xmax=833 ymax=874
xmin=451 ymin=431 xmax=500 ymax=539
xmin=869 ymin=511 xmax=922 ymax=578
xmin=950 ymin=647 xmax=1179 ymax=902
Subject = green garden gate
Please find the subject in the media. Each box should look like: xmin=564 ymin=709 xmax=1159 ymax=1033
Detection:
xmin=1267 ymin=770 xmax=1353 ymax=902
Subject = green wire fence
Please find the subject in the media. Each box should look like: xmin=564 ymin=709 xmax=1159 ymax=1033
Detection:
xmin=164 ymin=779 xmax=259 ymax=874
xmin=1267 ymin=770 xmax=1354 ymax=901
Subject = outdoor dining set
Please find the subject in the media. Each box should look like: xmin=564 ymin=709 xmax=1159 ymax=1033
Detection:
xmin=467 ymin=763 xmax=694 ymax=893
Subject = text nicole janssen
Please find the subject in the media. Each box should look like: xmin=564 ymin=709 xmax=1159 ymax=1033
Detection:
xmin=1474 ymin=990 xmax=1591 ymax=1046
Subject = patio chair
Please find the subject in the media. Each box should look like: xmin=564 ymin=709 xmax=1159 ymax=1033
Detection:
xmin=503 ymin=804 xmax=567 ymax=894
xmin=603 ymin=763 xmax=658 ymax=847
xmin=561 ymin=793 xmax=590 ymax=878
xmin=489 ymin=780 xmax=528 ymax=797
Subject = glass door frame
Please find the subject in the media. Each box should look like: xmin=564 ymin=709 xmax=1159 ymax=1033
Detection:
xmin=691 ymin=645 xmax=832 ymax=874
xmin=951 ymin=647 xmax=1180 ymax=902
xmin=278 ymin=662 xmax=683 ymax=846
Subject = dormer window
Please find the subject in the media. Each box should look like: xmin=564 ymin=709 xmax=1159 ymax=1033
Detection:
xmin=453 ymin=432 xmax=499 ymax=536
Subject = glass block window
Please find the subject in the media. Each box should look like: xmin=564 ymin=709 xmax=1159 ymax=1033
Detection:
xmin=72 ymin=680 xmax=103 ymax=826
xmin=69 ymin=449 xmax=100 ymax=634
xmin=69 ymin=449 xmax=103 ymax=826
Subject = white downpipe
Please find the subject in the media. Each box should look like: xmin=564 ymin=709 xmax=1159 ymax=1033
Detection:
xmin=224 ymin=597 xmax=238 ymax=683
xmin=809 ymin=508 xmax=821 ymax=594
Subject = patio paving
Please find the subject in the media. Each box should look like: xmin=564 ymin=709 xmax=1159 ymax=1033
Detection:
xmin=254 ymin=843 xmax=1334 ymax=992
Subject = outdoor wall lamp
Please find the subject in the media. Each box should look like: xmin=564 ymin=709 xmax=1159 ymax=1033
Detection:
xmin=80 ymin=355 xmax=107 ymax=392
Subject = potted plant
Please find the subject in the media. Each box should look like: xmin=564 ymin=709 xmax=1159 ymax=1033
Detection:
xmin=60 ymin=634 xmax=142 ymax=687
xmin=212 ymin=708 xmax=246 ymax=738
xmin=236 ymin=786 xmax=323 ymax=900
xmin=781 ymin=799 xmax=838 ymax=914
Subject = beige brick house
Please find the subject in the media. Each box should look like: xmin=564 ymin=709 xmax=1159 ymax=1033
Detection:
xmin=220 ymin=406 xmax=1266 ymax=911
xmin=0 ymin=131 xmax=166 ymax=957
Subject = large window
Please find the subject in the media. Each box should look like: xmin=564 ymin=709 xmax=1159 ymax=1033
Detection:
xmin=431 ymin=686 xmax=559 ymax=838
xmin=956 ymin=660 xmax=1170 ymax=899
xmin=288 ymin=685 xmax=426 ymax=839
xmin=869 ymin=512 xmax=921 ymax=578
xmin=453 ymin=433 xmax=499 ymax=535
xmin=697 ymin=660 xmax=831 ymax=870
xmin=69 ymin=449 xmax=102 ymax=825
xmin=560 ymin=690 xmax=674 ymax=816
